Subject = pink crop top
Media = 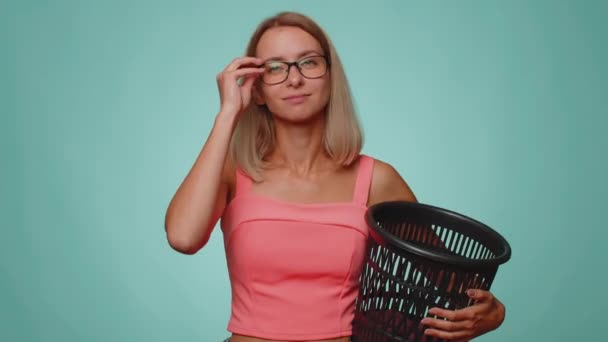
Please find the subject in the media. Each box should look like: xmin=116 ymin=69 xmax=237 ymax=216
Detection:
xmin=219 ymin=155 xmax=374 ymax=341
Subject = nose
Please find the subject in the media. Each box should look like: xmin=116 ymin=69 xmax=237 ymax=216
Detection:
xmin=285 ymin=64 xmax=304 ymax=87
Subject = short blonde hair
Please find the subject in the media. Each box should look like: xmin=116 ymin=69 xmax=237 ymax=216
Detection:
xmin=229 ymin=11 xmax=363 ymax=182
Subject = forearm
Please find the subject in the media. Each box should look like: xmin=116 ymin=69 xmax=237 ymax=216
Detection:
xmin=164 ymin=113 xmax=237 ymax=254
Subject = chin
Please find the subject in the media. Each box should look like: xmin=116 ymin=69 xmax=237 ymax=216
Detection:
xmin=273 ymin=107 xmax=326 ymax=124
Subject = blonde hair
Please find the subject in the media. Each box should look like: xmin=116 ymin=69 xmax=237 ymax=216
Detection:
xmin=229 ymin=11 xmax=363 ymax=182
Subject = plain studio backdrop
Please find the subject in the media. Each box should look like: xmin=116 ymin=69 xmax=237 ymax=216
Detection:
xmin=2 ymin=1 xmax=607 ymax=341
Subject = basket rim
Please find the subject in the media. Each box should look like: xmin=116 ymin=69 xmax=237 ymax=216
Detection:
xmin=365 ymin=201 xmax=512 ymax=268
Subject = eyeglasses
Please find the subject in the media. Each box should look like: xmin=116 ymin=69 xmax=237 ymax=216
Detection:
xmin=261 ymin=55 xmax=330 ymax=85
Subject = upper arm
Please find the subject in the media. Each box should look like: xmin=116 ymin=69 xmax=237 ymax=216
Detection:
xmin=368 ymin=159 xmax=418 ymax=206
xmin=211 ymin=156 xmax=235 ymax=226
xmin=366 ymin=159 xmax=450 ymax=250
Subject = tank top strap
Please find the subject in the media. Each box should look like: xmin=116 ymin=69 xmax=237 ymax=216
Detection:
xmin=352 ymin=154 xmax=375 ymax=206
xmin=235 ymin=167 xmax=253 ymax=195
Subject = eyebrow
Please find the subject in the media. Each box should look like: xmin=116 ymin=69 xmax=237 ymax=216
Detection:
xmin=263 ymin=50 xmax=323 ymax=63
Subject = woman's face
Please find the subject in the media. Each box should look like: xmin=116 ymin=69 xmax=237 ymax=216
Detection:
xmin=255 ymin=26 xmax=331 ymax=123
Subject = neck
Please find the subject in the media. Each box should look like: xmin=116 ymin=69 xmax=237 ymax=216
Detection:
xmin=268 ymin=114 xmax=334 ymax=176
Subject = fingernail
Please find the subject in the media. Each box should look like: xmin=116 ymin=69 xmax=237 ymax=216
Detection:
xmin=467 ymin=289 xmax=475 ymax=296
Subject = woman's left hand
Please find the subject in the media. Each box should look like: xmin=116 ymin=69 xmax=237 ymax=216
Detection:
xmin=420 ymin=289 xmax=505 ymax=341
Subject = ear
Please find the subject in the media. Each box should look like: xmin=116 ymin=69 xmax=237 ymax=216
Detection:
xmin=252 ymin=83 xmax=265 ymax=106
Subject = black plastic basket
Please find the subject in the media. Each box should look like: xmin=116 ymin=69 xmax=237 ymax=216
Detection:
xmin=352 ymin=201 xmax=511 ymax=342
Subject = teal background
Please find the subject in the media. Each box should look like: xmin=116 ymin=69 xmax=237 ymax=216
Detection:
xmin=2 ymin=0 xmax=607 ymax=341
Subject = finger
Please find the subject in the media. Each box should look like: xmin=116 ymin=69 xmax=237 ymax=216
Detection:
xmin=234 ymin=68 xmax=264 ymax=87
xmin=420 ymin=317 xmax=477 ymax=332
xmin=424 ymin=328 xmax=473 ymax=341
xmin=221 ymin=67 xmax=264 ymax=84
xmin=233 ymin=67 xmax=265 ymax=77
xmin=428 ymin=307 xmax=477 ymax=321
xmin=226 ymin=56 xmax=262 ymax=71
xmin=225 ymin=56 xmax=264 ymax=72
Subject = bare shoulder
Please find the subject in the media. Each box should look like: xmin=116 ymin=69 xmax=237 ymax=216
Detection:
xmin=368 ymin=157 xmax=418 ymax=206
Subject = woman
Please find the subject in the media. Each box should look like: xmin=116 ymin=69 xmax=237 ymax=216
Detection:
xmin=165 ymin=11 xmax=505 ymax=342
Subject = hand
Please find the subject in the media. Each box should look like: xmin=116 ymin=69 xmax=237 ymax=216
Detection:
xmin=216 ymin=56 xmax=265 ymax=117
xmin=420 ymin=289 xmax=505 ymax=341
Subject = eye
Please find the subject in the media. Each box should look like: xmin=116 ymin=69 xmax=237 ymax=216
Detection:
xmin=265 ymin=62 xmax=286 ymax=74
xmin=299 ymin=58 xmax=318 ymax=68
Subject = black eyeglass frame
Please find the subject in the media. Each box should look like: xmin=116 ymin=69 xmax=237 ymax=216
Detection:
xmin=260 ymin=55 xmax=331 ymax=85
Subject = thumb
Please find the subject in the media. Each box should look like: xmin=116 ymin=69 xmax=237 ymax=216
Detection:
xmin=241 ymin=74 xmax=256 ymax=89
xmin=467 ymin=289 xmax=491 ymax=302
xmin=240 ymin=76 xmax=257 ymax=103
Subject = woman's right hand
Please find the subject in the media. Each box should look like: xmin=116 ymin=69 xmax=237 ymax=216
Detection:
xmin=216 ymin=56 xmax=265 ymax=118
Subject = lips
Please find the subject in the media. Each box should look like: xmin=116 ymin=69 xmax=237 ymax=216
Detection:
xmin=283 ymin=94 xmax=311 ymax=100
xmin=283 ymin=94 xmax=311 ymax=105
